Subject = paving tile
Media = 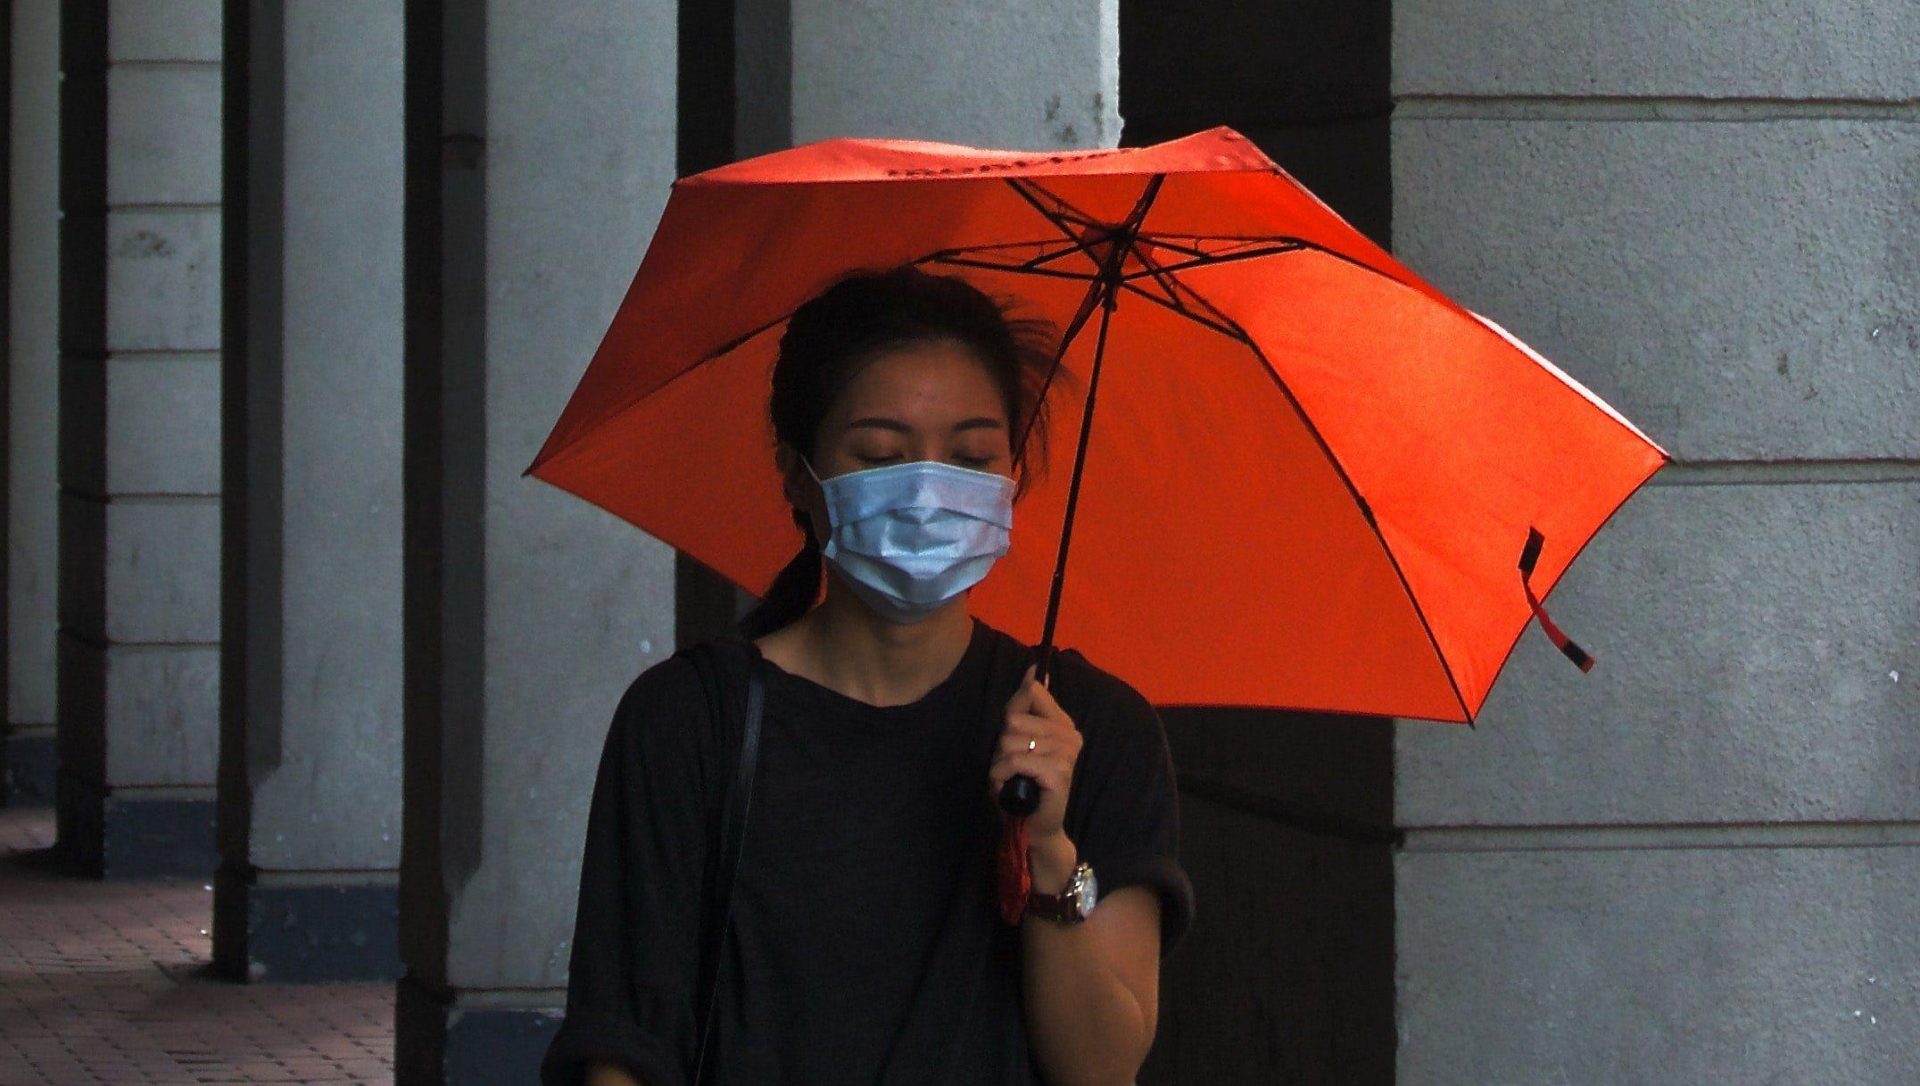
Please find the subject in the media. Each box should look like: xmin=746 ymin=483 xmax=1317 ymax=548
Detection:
xmin=0 ymin=808 xmax=396 ymax=1086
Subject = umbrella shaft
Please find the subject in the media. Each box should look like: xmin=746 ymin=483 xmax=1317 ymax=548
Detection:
xmin=1036 ymin=278 xmax=1119 ymax=685
xmin=1033 ymin=173 xmax=1164 ymax=684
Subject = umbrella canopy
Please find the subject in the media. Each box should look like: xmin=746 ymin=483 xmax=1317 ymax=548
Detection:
xmin=526 ymin=126 xmax=1669 ymax=724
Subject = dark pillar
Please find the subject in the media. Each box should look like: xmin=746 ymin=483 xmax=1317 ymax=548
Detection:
xmin=1120 ymin=4 xmax=1397 ymax=1082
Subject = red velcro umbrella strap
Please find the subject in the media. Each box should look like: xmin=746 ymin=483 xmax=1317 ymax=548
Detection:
xmin=995 ymin=814 xmax=1032 ymax=926
xmin=1519 ymin=528 xmax=1596 ymax=673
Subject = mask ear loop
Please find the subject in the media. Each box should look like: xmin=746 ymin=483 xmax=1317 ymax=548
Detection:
xmin=797 ymin=454 xmax=834 ymax=538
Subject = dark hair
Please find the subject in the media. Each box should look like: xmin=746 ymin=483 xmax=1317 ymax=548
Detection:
xmin=736 ymin=265 xmax=1067 ymax=640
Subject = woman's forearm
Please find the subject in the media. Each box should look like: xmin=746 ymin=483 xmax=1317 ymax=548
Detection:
xmin=1018 ymin=833 xmax=1149 ymax=1086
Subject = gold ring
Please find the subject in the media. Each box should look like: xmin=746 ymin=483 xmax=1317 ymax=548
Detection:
xmin=1027 ymin=738 xmax=1037 ymax=751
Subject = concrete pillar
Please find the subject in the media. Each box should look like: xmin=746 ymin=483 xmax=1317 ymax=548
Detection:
xmin=211 ymin=0 xmax=405 ymax=983
xmin=395 ymin=3 xmax=679 ymax=1081
xmin=736 ymin=0 xmax=1119 ymax=155
xmin=6 ymin=0 xmax=60 ymax=807
xmin=56 ymin=0 xmax=224 ymax=878
xmin=1391 ymin=5 xmax=1920 ymax=1083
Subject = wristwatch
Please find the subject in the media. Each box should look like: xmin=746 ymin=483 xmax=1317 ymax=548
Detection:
xmin=1026 ymin=860 xmax=1098 ymax=924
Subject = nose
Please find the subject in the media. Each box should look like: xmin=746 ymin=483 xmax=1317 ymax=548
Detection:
xmin=893 ymin=504 xmax=941 ymax=524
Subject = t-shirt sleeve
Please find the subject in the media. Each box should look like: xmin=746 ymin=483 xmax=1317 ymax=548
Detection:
xmin=1058 ymin=649 xmax=1196 ymax=960
xmin=540 ymin=656 xmax=714 ymax=1086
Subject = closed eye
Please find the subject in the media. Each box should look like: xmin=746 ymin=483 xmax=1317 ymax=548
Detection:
xmin=857 ymin=454 xmax=998 ymax=467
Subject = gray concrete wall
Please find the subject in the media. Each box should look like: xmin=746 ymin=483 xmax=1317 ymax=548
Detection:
xmin=56 ymin=0 xmax=224 ymax=877
xmin=1391 ymin=4 xmax=1920 ymax=1082
xmin=6 ymin=0 xmax=59 ymax=806
xmin=213 ymin=0 xmax=405 ymax=984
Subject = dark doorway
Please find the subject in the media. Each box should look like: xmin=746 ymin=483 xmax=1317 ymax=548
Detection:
xmin=673 ymin=0 xmax=759 ymax=647
xmin=1121 ymin=5 xmax=1398 ymax=1083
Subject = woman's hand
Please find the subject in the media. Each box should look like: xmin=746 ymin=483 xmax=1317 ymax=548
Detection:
xmin=987 ymin=663 xmax=1083 ymax=842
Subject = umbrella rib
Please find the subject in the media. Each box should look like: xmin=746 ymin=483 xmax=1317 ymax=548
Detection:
xmin=1000 ymin=178 xmax=1149 ymax=278
xmin=1150 ymin=266 xmax=1250 ymax=338
xmin=1134 ymin=230 xmax=1422 ymax=297
xmin=922 ymin=237 xmax=1086 ymax=255
xmin=1145 ymin=230 xmax=1348 ymax=244
xmin=1113 ymin=279 xmax=1248 ymax=343
xmin=919 ymin=253 xmax=1100 ymax=283
xmin=1162 ymin=278 xmax=1476 ymax=722
xmin=1126 ymin=238 xmax=1247 ymax=329
xmin=1118 ymin=232 xmax=1313 ymax=263
xmin=920 ymin=237 xmax=1102 ymax=273
xmin=1111 ymin=236 xmax=1258 ymax=345
xmin=694 ymin=308 xmax=796 ymax=366
xmin=1115 ymin=233 xmax=1190 ymax=314
xmin=1005 ymin=177 xmax=1109 ymax=237
xmin=1120 ymin=242 xmax=1310 ymax=280
xmin=1011 ymin=274 xmax=1107 ymax=475
xmin=1120 ymin=233 xmax=1286 ymax=262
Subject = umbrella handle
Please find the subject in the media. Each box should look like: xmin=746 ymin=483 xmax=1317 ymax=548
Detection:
xmin=997 ymin=775 xmax=1041 ymax=816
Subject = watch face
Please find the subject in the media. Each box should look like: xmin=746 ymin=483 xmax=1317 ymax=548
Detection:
xmin=1073 ymin=863 xmax=1098 ymax=919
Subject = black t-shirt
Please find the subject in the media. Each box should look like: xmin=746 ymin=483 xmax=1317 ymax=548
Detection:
xmin=540 ymin=615 xmax=1195 ymax=1086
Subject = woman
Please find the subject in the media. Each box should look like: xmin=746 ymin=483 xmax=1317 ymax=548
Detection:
xmin=540 ymin=266 xmax=1195 ymax=1086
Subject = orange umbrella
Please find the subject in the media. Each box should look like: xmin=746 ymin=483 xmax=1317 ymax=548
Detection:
xmin=526 ymin=125 xmax=1669 ymax=727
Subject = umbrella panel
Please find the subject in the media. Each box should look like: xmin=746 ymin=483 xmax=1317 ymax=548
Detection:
xmin=530 ymin=148 xmax=1669 ymax=723
xmin=536 ymin=254 xmax=1469 ymax=720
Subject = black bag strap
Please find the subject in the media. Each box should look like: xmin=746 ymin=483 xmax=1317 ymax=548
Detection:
xmin=689 ymin=637 xmax=765 ymax=1086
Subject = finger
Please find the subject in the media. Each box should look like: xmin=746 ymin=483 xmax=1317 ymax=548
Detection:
xmin=1005 ymin=663 xmax=1038 ymax=714
xmin=998 ymin=727 xmax=1048 ymax=759
xmin=999 ymin=709 xmax=1045 ymax=739
xmin=1023 ymin=674 xmax=1068 ymax=724
xmin=1003 ymin=709 xmax=1082 ymax=749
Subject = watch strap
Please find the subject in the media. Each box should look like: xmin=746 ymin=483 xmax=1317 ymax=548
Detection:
xmin=1025 ymin=861 xmax=1091 ymax=923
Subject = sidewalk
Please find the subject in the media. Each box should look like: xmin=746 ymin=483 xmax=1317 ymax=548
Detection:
xmin=0 ymin=807 xmax=393 ymax=1085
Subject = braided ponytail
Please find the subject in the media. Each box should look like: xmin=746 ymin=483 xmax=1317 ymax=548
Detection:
xmin=737 ymin=510 xmax=823 ymax=640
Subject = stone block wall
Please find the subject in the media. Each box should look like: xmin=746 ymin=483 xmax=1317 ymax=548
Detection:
xmin=1391 ymin=5 xmax=1920 ymax=1082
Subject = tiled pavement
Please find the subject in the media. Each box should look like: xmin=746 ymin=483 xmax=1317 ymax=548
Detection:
xmin=0 ymin=807 xmax=394 ymax=1085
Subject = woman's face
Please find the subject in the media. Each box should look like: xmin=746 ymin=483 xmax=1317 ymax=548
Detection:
xmin=780 ymin=336 xmax=1014 ymax=539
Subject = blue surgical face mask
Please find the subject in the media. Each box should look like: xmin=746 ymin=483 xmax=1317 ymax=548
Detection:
xmin=803 ymin=455 xmax=1016 ymax=625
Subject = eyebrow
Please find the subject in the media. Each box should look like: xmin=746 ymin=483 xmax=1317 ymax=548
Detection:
xmin=846 ymin=416 xmax=1006 ymax=433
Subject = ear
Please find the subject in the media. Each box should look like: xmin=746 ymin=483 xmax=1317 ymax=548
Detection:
xmin=774 ymin=443 xmax=822 ymax=534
